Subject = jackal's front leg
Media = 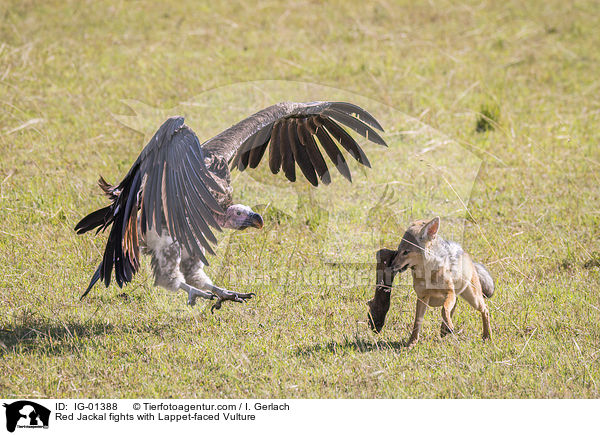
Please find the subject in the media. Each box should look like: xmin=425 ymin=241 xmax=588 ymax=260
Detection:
xmin=407 ymin=295 xmax=429 ymax=349
xmin=440 ymin=291 xmax=457 ymax=337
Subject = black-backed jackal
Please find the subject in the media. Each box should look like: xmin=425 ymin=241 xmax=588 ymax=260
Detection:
xmin=368 ymin=217 xmax=494 ymax=348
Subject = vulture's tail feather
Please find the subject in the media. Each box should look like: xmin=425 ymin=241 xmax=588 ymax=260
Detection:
xmin=98 ymin=176 xmax=121 ymax=199
xmin=76 ymin=166 xmax=142 ymax=298
xmin=74 ymin=205 xmax=113 ymax=235
xmin=80 ymin=264 xmax=102 ymax=300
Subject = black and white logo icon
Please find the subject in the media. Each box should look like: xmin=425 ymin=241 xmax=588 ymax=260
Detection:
xmin=3 ymin=401 xmax=50 ymax=433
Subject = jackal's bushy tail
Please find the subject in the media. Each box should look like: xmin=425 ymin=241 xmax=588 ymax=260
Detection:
xmin=474 ymin=262 xmax=494 ymax=298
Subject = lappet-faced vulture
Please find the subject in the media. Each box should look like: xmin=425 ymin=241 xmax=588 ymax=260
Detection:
xmin=75 ymin=101 xmax=386 ymax=310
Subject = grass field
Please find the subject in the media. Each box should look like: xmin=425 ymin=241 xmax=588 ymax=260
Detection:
xmin=1 ymin=0 xmax=599 ymax=398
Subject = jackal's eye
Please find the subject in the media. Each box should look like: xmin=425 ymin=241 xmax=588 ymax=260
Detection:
xmin=402 ymin=250 xmax=410 ymax=256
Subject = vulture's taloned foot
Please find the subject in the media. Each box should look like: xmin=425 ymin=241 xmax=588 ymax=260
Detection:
xmin=208 ymin=285 xmax=255 ymax=313
xmin=180 ymin=282 xmax=216 ymax=307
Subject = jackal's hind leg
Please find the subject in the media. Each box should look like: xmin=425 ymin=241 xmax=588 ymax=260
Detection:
xmin=459 ymin=273 xmax=492 ymax=340
xmin=481 ymin=306 xmax=491 ymax=340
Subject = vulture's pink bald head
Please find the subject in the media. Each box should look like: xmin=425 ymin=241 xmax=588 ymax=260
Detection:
xmin=222 ymin=204 xmax=263 ymax=230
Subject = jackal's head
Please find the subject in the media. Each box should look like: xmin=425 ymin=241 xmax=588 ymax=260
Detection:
xmin=391 ymin=216 xmax=440 ymax=273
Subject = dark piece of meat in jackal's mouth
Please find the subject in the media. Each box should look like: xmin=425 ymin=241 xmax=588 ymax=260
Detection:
xmin=367 ymin=248 xmax=398 ymax=332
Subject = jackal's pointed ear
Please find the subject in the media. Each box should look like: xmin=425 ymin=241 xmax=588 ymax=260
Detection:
xmin=420 ymin=216 xmax=440 ymax=241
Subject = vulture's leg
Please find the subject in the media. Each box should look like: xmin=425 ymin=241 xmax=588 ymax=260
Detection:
xmin=205 ymin=284 xmax=255 ymax=313
xmin=179 ymin=282 xmax=215 ymax=306
xmin=146 ymin=229 xmax=215 ymax=306
xmin=180 ymin=251 xmax=254 ymax=312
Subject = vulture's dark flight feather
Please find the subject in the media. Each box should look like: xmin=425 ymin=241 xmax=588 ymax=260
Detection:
xmin=75 ymin=101 xmax=386 ymax=307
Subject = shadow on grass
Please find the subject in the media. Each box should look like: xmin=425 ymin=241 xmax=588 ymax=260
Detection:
xmin=0 ymin=319 xmax=116 ymax=356
xmin=295 ymin=337 xmax=407 ymax=356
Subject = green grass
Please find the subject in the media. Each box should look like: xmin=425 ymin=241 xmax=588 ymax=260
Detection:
xmin=1 ymin=0 xmax=599 ymax=398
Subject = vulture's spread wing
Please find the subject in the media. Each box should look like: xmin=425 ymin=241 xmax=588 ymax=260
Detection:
xmin=201 ymin=101 xmax=387 ymax=186
xmin=75 ymin=102 xmax=387 ymax=297
xmin=75 ymin=117 xmax=224 ymax=297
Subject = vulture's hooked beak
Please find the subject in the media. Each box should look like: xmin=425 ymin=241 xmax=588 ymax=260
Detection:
xmin=249 ymin=212 xmax=264 ymax=229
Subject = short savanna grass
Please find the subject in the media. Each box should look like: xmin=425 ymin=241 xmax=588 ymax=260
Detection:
xmin=1 ymin=0 xmax=599 ymax=398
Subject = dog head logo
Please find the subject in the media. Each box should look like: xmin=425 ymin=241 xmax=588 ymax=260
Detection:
xmin=3 ymin=401 xmax=50 ymax=432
